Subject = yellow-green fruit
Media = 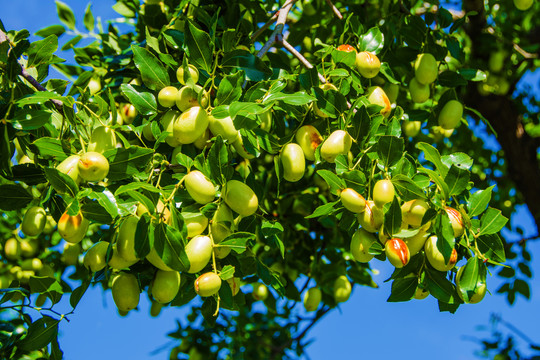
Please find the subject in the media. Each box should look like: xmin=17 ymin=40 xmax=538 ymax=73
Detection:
xmin=350 ymin=228 xmax=376 ymax=262
xmin=489 ymin=51 xmax=506 ymax=73
xmin=409 ymin=78 xmax=430 ymax=103
xmin=373 ymin=179 xmax=395 ymax=208
xmin=58 ymin=211 xmax=89 ymax=244
xmin=184 ymin=170 xmax=216 ymax=204
xmin=146 ymin=248 xmax=173 ymax=271
xmin=438 ymin=100 xmax=463 ymax=130
xmin=78 ymin=152 xmax=110 ymax=182
xmin=184 ymin=212 xmax=209 ymax=238
xmin=112 ymin=272 xmax=140 ymax=312
xmin=120 ymin=104 xmax=137 ymax=125
xmin=232 ymin=133 xmax=257 ymax=159
xmin=280 ymin=143 xmax=305 ymax=182
xmin=193 ymin=128 xmax=211 ymax=150
xmin=384 ymin=83 xmax=399 ymax=104
xmin=151 ymin=270 xmax=181 ymax=303
xmin=402 ymin=120 xmax=421 ymax=137
xmin=185 ymin=235 xmax=213 ymax=273
xmin=295 ymin=125 xmax=323 ymax=161
xmin=142 ymin=122 xmax=156 ymax=141
xmin=320 ymin=130 xmax=352 ymax=163
xmin=313 ymin=83 xmax=338 ymax=118
xmin=385 ymin=238 xmax=410 ymax=268
xmin=20 ymin=239 xmax=39 ymax=258
xmin=160 ymin=110 xmax=182 ymax=147
xmin=158 ymin=86 xmax=179 ymax=108
xmin=21 ymin=206 xmax=47 ymax=237
xmin=403 ymin=225 xmax=430 ymax=256
xmin=21 ymin=258 xmax=43 ymax=271
xmin=401 ymin=199 xmax=429 ymax=227
xmin=252 ymin=283 xmax=268 ymax=301
xmin=117 ymin=216 xmax=139 ymax=262
xmin=356 ymin=51 xmax=381 ymax=79
xmin=208 ymin=115 xmax=237 ymax=142
xmin=366 ymin=86 xmax=392 ymax=118
xmin=83 ymin=241 xmax=110 ymax=272
xmin=214 ymin=246 xmax=231 ymax=259
xmin=4 ymin=238 xmax=21 ymax=260
xmin=223 ymin=180 xmax=259 ymax=217
xmin=357 ymin=200 xmax=383 ymax=233
xmin=445 ymin=207 xmax=465 ymax=238
xmin=340 ymin=188 xmax=366 ymax=213
xmin=303 ymin=287 xmax=322 ymax=312
xmin=333 ymin=275 xmax=352 ymax=303
xmin=195 ymin=272 xmax=222 ymax=297
xmin=150 ymin=301 xmax=163 ymax=317
xmin=513 ymin=0 xmax=533 ymax=10
xmin=414 ymin=53 xmax=438 ymax=85
xmin=176 ymin=64 xmax=199 ymax=85
xmin=456 ymin=266 xmax=487 ymax=304
xmin=424 ymin=236 xmax=458 ymax=272
xmin=87 ymin=78 xmax=101 ymax=95
xmin=415 ymin=286 xmax=429 ymax=300
xmin=173 ymin=106 xmax=209 ymax=144
xmin=108 ymin=245 xmax=138 ymax=269
xmin=62 ymin=242 xmax=80 ymax=265
xmin=56 ymin=155 xmax=81 ymax=185
xmin=175 ymin=86 xmax=200 ymax=112
xmin=87 ymin=126 xmax=117 ymax=153
xmin=211 ymin=204 xmax=234 ymax=243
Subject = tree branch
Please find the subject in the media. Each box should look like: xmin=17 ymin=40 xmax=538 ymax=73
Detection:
xmin=324 ymin=0 xmax=343 ymax=19
xmin=0 ymin=29 xmax=64 ymax=114
xmin=282 ymin=39 xmax=326 ymax=83
xmin=256 ymin=0 xmax=297 ymax=59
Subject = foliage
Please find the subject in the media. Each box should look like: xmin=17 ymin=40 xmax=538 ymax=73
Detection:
xmin=0 ymin=0 xmax=537 ymax=358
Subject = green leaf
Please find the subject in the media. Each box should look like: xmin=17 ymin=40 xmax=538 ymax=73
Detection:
xmin=35 ymin=25 xmax=65 ymax=38
xmin=120 ymin=84 xmax=158 ymax=115
xmin=61 ymin=35 xmax=82 ymax=51
xmin=115 ymin=182 xmax=161 ymax=196
xmin=87 ymin=190 xmax=119 ymax=220
xmin=458 ymin=68 xmax=487 ymax=82
xmin=441 ymin=153 xmax=473 ymax=170
xmin=27 ymin=35 xmax=58 ymax=68
xmin=416 ymin=142 xmax=448 ymax=177
xmin=0 ymin=185 xmax=33 ymax=210
xmin=456 ymin=257 xmax=486 ymax=303
xmin=384 ymin=197 xmax=402 ymax=236
xmin=104 ymin=146 xmax=154 ymax=181
xmin=70 ymin=280 xmax=90 ymax=308
xmin=433 ymin=212 xmax=455 ymax=263
xmin=221 ymin=50 xmax=272 ymax=81
xmin=153 ymin=223 xmax=189 ymax=272
xmin=219 ymin=232 xmax=256 ymax=254
xmin=418 ymin=167 xmax=449 ymax=201
xmin=391 ymin=174 xmax=427 ymax=201
xmin=478 ymin=208 xmax=508 ymax=236
xmin=425 ymin=269 xmax=457 ymax=304
xmin=208 ymin=136 xmax=228 ymax=185
xmin=19 ymin=316 xmax=60 ymax=351
xmin=83 ymin=3 xmax=95 ymax=32
xmin=131 ymin=45 xmax=169 ymax=91
xmin=341 ymin=170 xmax=366 ymax=192
xmin=55 ymin=1 xmax=76 ymax=30
xmin=438 ymin=71 xmax=468 ymax=87
xmin=467 ymin=186 xmax=494 ymax=217
xmin=44 ymin=167 xmax=78 ymax=197
xmin=12 ymin=110 xmax=52 ymax=130
xmin=444 ymin=165 xmax=470 ymax=196
xmin=377 ymin=135 xmax=404 ymax=168
xmin=33 ymin=137 xmax=72 ymax=161
xmin=316 ymin=170 xmax=345 ymax=195
xmin=81 ymin=202 xmax=113 ymax=224
xmin=216 ymin=71 xmax=244 ymax=106
xmin=219 ymin=265 xmax=235 ymax=280
xmin=358 ymin=27 xmax=384 ymax=54
xmin=261 ymin=221 xmax=284 ymax=238
xmin=387 ymin=277 xmax=417 ymax=302
xmin=185 ymin=21 xmax=213 ymax=73
xmin=135 ymin=215 xmax=152 ymax=259
xmin=305 ymin=200 xmax=340 ymax=219
xmin=16 ymin=91 xmax=66 ymax=107
xmin=263 ymin=91 xmax=316 ymax=106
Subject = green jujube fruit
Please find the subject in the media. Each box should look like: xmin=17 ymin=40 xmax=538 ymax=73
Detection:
xmin=210 ymin=204 xmax=234 ymax=243
xmin=320 ymin=130 xmax=352 ymax=163
xmin=172 ymin=106 xmax=209 ymax=144
xmin=184 ymin=170 xmax=216 ymax=204
xmin=208 ymin=115 xmax=238 ymax=142
xmin=280 ymin=143 xmax=305 ymax=182
xmin=340 ymin=188 xmax=366 ymax=213
xmin=194 ymin=272 xmax=222 ymax=297
xmin=414 ymin=53 xmax=438 ymax=85
xmin=223 ymin=180 xmax=259 ymax=217
xmin=160 ymin=110 xmax=182 ymax=147
xmin=185 ymin=235 xmax=213 ymax=273
xmin=350 ymin=228 xmax=376 ymax=262
xmin=117 ymin=216 xmax=139 ymax=262
xmin=409 ymin=78 xmax=430 ymax=103
xmin=438 ymin=100 xmax=463 ymax=130
xmin=151 ymin=270 xmax=181 ymax=304
xmin=83 ymin=241 xmax=110 ymax=272
xmin=78 ymin=151 xmax=109 ymax=182
xmin=56 ymin=155 xmax=81 ymax=185
xmin=112 ymin=272 xmax=140 ymax=312
xmin=303 ymin=287 xmax=322 ymax=312
xmin=21 ymin=206 xmax=47 ymax=237
xmin=333 ymin=275 xmax=352 ymax=303
xmin=87 ymin=126 xmax=117 ymax=153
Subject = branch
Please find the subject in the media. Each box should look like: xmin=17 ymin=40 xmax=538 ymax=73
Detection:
xmin=324 ymin=0 xmax=343 ymax=19
xmin=281 ymin=39 xmax=326 ymax=83
xmin=256 ymin=0 xmax=297 ymax=59
xmin=0 ymin=29 xmax=64 ymax=114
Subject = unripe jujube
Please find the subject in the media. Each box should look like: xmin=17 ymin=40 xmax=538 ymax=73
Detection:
xmin=176 ymin=64 xmax=199 ymax=85
xmin=112 ymin=272 xmax=140 ymax=312
xmin=87 ymin=126 xmax=117 ymax=153
xmin=158 ymin=86 xmax=179 ymax=108
xmin=295 ymin=125 xmax=323 ymax=161
xmin=414 ymin=53 xmax=438 ymax=85
xmin=320 ymin=130 xmax=352 ymax=163
xmin=21 ymin=206 xmax=47 ymax=237
xmin=373 ymin=179 xmax=395 ymax=208
xmin=185 ymin=235 xmax=213 ymax=273
xmin=438 ymin=100 xmax=463 ymax=130
xmin=78 ymin=151 xmax=110 ymax=182
xmin=195 ymin=272 xmax=222 ymax=297
xmin=151 ymin=270 xmax=181 ymax=303
xmin=280 ymin=143 xmax=305 ymax=182
xmin=173 ymin=106 xmax=209 ymax=144
xmin=58 ymin=211 xmax=89 ymax=244
xmin=445 ymin=207 xmax=465 ymax=238
xmin=117 ymin=216 xmax=140 ymax=262
xmin=409 ymin=78 xmax=430 ymax=103
xmin=252 ymin=283 xmax=268 ymax=301
xmin=356 ymin=51 xmax=380 ymax=79
xmin=350 ymin=228 xmax=376 ymax=262
xmin=424 ymin=236 xmax=458 ymax=272
xmin=303 ymin=287 xmax=322 ymax=312
xmin=333 ymin=275 xmax=352 ymax=303
xmin=366 ymin=86 xmax=391 ymax=118
xmin=340 ymin=188 xmax=366 ymax=213
xmin=223 ymin=180 xmax=258 ymax=217
xmin=184 ymin=170 xmax=216 ymax=204
xmin=83 ymin=241 xmax=110 ymax=272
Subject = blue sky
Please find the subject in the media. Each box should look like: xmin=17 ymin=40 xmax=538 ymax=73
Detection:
xmin=1 ymin=1 xmax=539 ymax=359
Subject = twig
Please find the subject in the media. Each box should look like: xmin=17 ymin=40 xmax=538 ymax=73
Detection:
xmin=257 ymin=0 xmax=297 ymax=59
xmin=324 ymin=0 xmax=343 ymax=19
xmin=485 ymin=27 xmax=538 ymax=59
xmin=0 ymin=29 xmax=64 ymax=114
xmin=251 ymin=11 xmax=280 ymax=43
xmin=281 ymin=39 xmax=326 ymax=83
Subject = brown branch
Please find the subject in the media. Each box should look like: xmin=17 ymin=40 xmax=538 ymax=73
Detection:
xmin=256 ymin=0 xmax=297 ymax=59
xmin=0 ymin=29 xmax=64 ymax=114
xmin=324 ymin=0 xmax=343 ymax=19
